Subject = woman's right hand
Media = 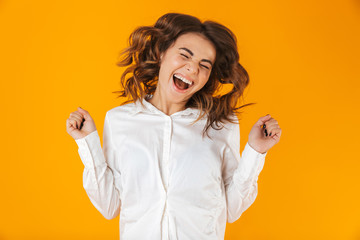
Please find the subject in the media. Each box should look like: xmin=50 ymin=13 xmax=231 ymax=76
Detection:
xmin=66 ymin=107 xmax=97 ymax=140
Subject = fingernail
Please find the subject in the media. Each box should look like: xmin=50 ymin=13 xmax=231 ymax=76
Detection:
xmin=263 ymin=124 xmax=266 ymax=128
xmin=265 ymin=129 xmax=268 ymax=136
xmin=269 ymin=132 xmax=272 ymax=136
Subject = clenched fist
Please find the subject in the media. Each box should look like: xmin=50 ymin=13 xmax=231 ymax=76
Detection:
xmin=66 ymin=107 xmax=97 ymax=140
xmin=248 ymin=114 xmax=282 ymax=154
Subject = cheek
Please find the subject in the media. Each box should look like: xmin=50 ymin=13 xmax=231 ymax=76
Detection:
xmin=172 ymin=56 xmax=185 ymax=67
xmin=199 ymin=72 xmax=210 ymax=86
xmin=160 ymin=57 xmax=183 ymax=75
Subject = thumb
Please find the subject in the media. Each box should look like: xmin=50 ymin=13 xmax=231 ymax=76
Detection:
xmin=256 ymin=114 xmax=272 ymax=127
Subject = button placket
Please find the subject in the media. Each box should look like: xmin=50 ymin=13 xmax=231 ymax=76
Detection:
xmin=161 ymin=115 xmax=173 ymax=240
xmin=161 ymin=116 xmax=173 ymax=191
xmin=162 ymin=209 xmax=169 ymax=240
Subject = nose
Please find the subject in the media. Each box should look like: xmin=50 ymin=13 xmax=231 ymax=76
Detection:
xmin=186 ymin=61 xmax=199 ymax=75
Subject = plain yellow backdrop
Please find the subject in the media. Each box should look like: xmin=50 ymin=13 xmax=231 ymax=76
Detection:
xmin=0 ymin=0 xmax=359 ymax=239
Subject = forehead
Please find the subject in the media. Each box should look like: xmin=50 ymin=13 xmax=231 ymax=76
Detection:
xmin=173 ymin=32 xmax=216 ymax=62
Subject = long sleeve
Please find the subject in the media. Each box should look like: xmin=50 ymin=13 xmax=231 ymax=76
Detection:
xmin=222 ymin=121 xmax=267 ymax=223
xmin=75 ymin=112 xmax=122 ymax=220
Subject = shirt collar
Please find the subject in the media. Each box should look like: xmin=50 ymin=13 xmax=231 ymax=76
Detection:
xmin=130 ymin=95 xmax=201 ymax=117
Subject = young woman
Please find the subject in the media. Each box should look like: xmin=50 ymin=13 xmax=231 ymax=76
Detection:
xmin=66 ymin=13 xmax=282 ymax=240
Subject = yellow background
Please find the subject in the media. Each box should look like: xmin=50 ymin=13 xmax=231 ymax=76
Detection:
xmin=0 ymin=0 xmax=359 ymax=239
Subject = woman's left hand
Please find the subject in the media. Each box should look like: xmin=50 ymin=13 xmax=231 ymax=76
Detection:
xmin=248 ymin=114 xmax=282 ymax=154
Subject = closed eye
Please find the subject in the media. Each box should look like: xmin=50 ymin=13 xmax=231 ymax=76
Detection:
xmin=200 ymin=64 xmax=210 ymax=70
xmin=180 ymin=53 xmax=189 ymax=59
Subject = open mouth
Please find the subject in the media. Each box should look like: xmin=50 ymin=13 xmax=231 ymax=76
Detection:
xmin=173 ymin=74 xmax=193 ymax=90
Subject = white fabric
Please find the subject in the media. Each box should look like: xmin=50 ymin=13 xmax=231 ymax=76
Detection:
xmin=75 ymin=96 xmax=267 ymax=240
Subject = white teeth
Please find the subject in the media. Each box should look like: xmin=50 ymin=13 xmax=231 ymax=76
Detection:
xmin=174 ymin=74 xmax=193 ymax=86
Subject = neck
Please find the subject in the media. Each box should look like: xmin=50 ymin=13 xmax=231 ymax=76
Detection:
xmin=147 ymin=91 xmax=187 ymax=116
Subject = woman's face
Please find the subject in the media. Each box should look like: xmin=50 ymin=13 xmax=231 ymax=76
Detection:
xmin=157 ymin=32 xmax=216 ymax=105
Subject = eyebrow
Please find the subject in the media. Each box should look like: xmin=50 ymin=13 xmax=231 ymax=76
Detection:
xmin=179 ymin=47 xmax=213 ymax=66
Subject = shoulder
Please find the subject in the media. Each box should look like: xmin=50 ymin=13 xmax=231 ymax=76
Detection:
xmin=225 ymin=119 xmax=240 ymax=138
xmin=105 ymin=102 xmax=138 ymax=120
xmin=220 ymin=113 xmax=240 ymax=133
xmin=208 ymin=113 xmax=239 ymax=140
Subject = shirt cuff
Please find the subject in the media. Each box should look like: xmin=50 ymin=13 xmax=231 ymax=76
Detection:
xmin=233 ymin=142 xmax=267 ymax=185
xmin=75 ymin=130 xmax=106 ymax=169
xmin=245 ymin=142 xmax=268 ymax=158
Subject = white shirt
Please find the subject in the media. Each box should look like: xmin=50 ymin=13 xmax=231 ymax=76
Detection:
xmin=75 ymin=96 xmax=267 ymax=240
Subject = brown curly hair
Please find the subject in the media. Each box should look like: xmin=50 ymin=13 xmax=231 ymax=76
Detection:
xmin=113 ymin=13 xmax=255 ymax=136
